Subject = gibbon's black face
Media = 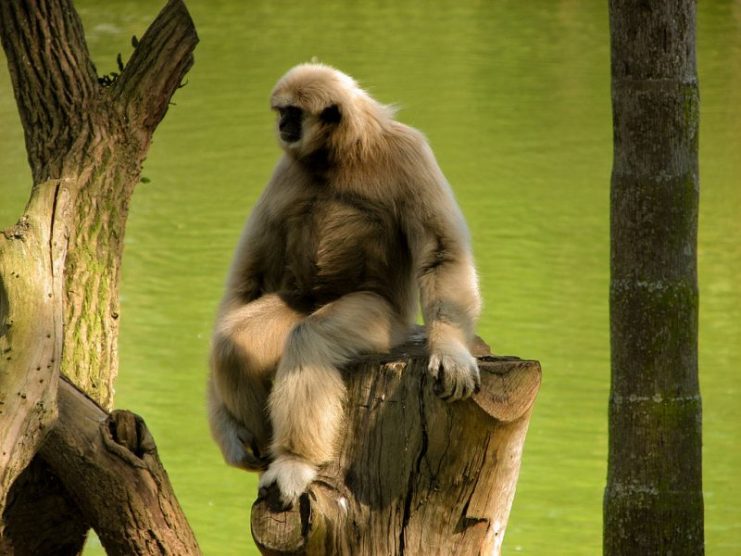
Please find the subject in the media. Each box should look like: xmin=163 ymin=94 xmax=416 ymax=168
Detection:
xmin=277 ymin=105 xmax=303 ymax=143
xmin=276 ymin=103 xmax=342 ymax=151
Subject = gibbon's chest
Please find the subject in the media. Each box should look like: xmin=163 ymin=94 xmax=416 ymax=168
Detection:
xmin=280 ymin=192 xmax=403 ymax=297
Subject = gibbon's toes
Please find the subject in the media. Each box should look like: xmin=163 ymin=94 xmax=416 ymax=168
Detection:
xmin=258 ymin=456 xmax=317 ymax=511
xmin=258 ymin=481 xmax=292 ymax=512
xmin=429 ymin=352 xmax=480 ymax=402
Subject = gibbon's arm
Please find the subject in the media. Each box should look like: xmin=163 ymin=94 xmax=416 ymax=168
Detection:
xmin=220 ymin=158 xmax=302 ymax=306
xmin=222 ymin=195 xmax=275 ymax=306
xmin=405 ymin=140 xmax=482 ymax=399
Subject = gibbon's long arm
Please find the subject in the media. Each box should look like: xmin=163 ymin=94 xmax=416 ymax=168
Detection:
xmin=222 ymin=190 xmax=280 ymax=305
xmin=224 ymin=219 xmax=267 ymax=303
xmin=406 ymin=142 xmax=482 ymax=400
xmin=223 ymin=158 xmax=311 ymax=306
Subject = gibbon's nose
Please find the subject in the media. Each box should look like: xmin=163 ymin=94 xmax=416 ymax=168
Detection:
xmin=279 ymin=114 xmax=301 ymax=143
xmin=280 ymin=129 xmax=301 ymax=143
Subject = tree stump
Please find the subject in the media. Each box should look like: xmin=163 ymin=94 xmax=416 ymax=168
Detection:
xmin=251 ymin=333 xmax=540 ymax=555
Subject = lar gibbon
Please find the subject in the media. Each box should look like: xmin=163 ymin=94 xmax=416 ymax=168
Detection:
xmin=208 ymin=63 xmax=482 ymax=507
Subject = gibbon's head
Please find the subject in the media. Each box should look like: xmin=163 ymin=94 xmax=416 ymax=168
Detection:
xmin=270 ymin=63 xmax=394 ymax=166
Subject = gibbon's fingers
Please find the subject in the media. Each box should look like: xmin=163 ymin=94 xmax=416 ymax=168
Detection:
xmin=428 ymin=349 xmax=480 ymax=402
xmin=222 ymin=425 xmax=251 ymax=468
xmin=258 ymin=455 xmax=317 ymax=510
xmin=238 ymin=428 xmax=270 ymax=470
xmin=212 ymin=411 xmax=268 ymax=470
xmin=207 ymin=380 xmax=267 ymax=470
xmin=428 ymin=353 xmax=443 ymax=381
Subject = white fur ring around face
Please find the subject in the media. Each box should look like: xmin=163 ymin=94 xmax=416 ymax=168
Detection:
xmin=258 ymin=455 xmax=317 ymax=508
xmin=428 ymin=345 xmax=481 ymax=402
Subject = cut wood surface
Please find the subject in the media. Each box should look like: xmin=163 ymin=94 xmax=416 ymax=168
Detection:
xmin=252 ymin=333 xmax=541 ymax=556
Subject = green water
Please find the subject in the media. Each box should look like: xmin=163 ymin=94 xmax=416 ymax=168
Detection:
xmin=1 ymin=1 xmax=739 ymax=554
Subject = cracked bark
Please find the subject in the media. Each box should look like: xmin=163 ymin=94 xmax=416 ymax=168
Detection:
xmin=0 ymin=1 xmax=200 ymax=553
xmin=251 ymin=335 xmax=540 ymax=555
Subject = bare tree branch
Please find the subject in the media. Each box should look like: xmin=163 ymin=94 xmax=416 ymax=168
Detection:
xmin=38 ymin=378 xmax=202 ymax=555
xmin=112 ymin=0 xmax=198 ymax=136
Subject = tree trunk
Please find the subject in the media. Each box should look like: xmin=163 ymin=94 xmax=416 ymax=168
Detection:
xmin=1 ymin=0 xmax=197 ymax=410
xmin=0 ymin=0 xmax=200 ymax=552
xmin=606 ymin=1 xmax=703 ymax=554
xmin=251 ymin=335 xmax=540 ymax=556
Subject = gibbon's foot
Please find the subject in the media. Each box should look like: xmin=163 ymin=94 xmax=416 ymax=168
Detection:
xmin=429 ymin=348 xmax=481 ymax=402
xmin=258 ymin=455 xmax=317 ymax=510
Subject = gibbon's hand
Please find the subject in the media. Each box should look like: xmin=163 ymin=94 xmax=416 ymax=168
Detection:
xmin=428 ymin=340 xmax=481 ymax=402
xmin=258 ymin=455 xmax=317 ymax=510
xmin=221 ymin=421 xmax=270 ymax=471
xmin=237 ymin=427 xmax=270 ymax=471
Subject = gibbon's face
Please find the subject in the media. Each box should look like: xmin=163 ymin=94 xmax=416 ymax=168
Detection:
xmin=276 ymin=105 xmax=303 ymax=144
xmin=272 ymin=102 xmax=342 ymax=157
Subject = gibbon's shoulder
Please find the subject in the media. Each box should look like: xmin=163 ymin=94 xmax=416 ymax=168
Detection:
xmin=381 ymin=121 xmax=433 ymax=166
xmin=383 ymin=121 xmax=446 ymax=186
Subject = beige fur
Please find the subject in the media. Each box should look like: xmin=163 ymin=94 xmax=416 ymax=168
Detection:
xmin=208 ymin=63 xmax=481 ymax=506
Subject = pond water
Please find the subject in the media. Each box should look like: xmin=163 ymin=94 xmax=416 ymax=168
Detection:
xmin=1 ymin=1 xmax=739 ymax=554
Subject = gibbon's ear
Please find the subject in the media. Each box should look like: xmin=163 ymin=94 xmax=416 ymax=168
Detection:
xmin=320 ymin=104 xmax=342 ymax=124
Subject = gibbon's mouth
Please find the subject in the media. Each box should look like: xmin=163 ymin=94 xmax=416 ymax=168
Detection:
xmin=280 ymin=131 xmax=301 ymax=143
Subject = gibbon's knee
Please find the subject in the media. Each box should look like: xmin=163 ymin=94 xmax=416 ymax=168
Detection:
xmin=210 ymin=295 xmax=297 ymax=423
xmin=212 ymin=293 xmax=302 ymax=375
xmin=314 ymin=291 xmax=409 ymax=348
xmin=280 ymin=292 xmax=408 ymax=371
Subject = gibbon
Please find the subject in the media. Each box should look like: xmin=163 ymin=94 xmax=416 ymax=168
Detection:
xmin=208 ymin=63 xmax=482 ymax=507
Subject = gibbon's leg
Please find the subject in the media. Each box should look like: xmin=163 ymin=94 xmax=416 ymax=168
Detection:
xmin=209 ymin=293 xmax=303 ymax=470
xmin=259 ymin=291 xmax=409 ymax=505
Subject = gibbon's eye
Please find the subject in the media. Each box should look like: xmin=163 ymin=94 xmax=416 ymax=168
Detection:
xmin=278 ymin=105 xmax=303 ymax=143
xmin=319 ymin=104 xmax=342 ymax=124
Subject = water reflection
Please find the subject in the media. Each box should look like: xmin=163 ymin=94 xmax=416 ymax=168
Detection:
xmin=0 ymin=1 xmax=738 ymax=554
